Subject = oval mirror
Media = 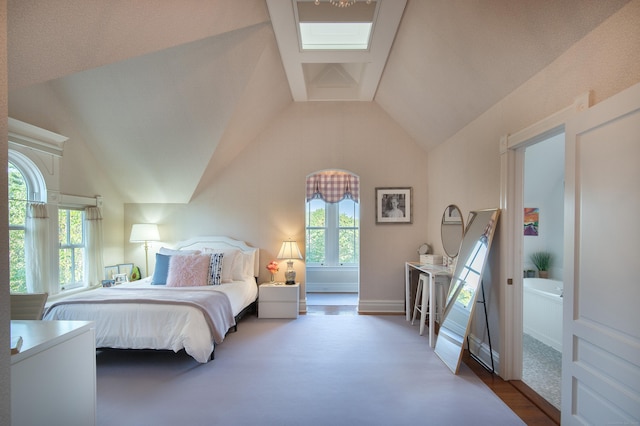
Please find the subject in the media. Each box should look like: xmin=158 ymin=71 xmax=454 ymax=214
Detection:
xmin=441 ymin=205 xmax=464 ymax=258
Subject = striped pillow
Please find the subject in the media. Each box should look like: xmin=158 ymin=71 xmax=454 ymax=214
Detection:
xmin=208 ymin=253 xmax=224 ymax=285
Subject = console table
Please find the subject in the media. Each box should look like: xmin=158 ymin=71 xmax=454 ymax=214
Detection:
xmin=405 ymin=262 xmax=451 ymax=347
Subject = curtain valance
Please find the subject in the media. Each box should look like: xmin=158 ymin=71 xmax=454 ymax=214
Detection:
xmin=306 ymin=172 xmax=359 ymax=203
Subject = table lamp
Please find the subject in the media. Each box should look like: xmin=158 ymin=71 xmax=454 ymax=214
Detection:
xmin=129 ymin=223 xmax=160 ymax=277
xmin=277 ymin=240 xmax=303 ymax=285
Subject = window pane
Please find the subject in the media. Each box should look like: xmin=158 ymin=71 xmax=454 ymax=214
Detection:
xmin=59 ymin=209 xmax=69 ymax=245
xmin=59 ymin=208 xmax=86 ymax=287
xmin=73 ymin=248 xmax=84 ymax=283
xmin=69 ymin=210 xmax=83 ymax=245
xmin=338 ymin=199 xmax=354 ymax=227
xmin=308 ymin=199 xmax=325 ymax=227
xmin=8 ymin=163 xmax=27 ymax=226
xmin=59 ymin=248 xmax=72 ymax=284
xmin=9 ymin=229 xmax=26 ymax=293
xmin=9 ymin=162 xmax=28 ymax=293
xmin=306 ymin=229 xmax=325 ymax=264
xmin=339 ymin=229 xmax=359 ymax=264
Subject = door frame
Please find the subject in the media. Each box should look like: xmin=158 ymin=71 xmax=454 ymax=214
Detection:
xmin=498 ymin=92 xmax=591 ymax=380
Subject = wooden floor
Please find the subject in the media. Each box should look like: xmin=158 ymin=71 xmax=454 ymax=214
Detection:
xmin=304 ymin=303 xmax=560 ymax=425
xmin=462 ymin=351 xmax=560 ymax=425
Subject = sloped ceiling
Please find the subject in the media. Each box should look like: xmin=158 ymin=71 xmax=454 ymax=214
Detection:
xmin=7 ymin=0 xmax=630 ymax=203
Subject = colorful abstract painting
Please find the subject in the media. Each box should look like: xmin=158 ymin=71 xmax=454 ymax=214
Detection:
xmin=524 ymin=208 xmax=539 ymax=236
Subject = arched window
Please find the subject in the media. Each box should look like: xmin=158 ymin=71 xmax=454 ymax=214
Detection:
xmin=8 ymin=151 xmax=47 ymax=293
xmin=305 ymin=170 xmax=360 ymax=266
xmin=8 ymin=118 xmax=103 ymax=296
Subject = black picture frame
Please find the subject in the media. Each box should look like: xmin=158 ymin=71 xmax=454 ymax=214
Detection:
xmin=375 ymin=187 xmax=412 ymax=224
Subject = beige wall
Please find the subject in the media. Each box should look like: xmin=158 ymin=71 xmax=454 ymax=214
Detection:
xmin=124 ymin=2 xmax=640 ymax=318
xmin=8 ymin=82 xmax=127 ymax=270
xmin=426 ymin=0 xmax=640 ymax=366
xmin=126 ymin=101 xmax=429 ymax=311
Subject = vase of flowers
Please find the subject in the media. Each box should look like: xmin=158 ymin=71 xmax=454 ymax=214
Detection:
xmin=266 ymin=261 xmax=279 ymax=283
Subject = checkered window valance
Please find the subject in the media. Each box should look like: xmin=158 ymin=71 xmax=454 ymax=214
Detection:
xmin=306 ymin=171 xmax=359 ymax=203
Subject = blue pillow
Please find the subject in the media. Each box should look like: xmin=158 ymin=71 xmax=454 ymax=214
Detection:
xmin=151 ymin=253 xmax=171 ymax=285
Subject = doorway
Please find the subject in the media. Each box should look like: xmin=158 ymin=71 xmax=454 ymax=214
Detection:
xmin=304 ymin=170 xmax=360 ymax=314
xmin=521 ymin=133 xmax=564 ymax=410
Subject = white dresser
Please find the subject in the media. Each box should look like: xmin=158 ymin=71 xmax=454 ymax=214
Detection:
xmin=11 ymin=320 xmax=96 ymax=426
xmin=258 ymin=283 xmax=300 ymax=318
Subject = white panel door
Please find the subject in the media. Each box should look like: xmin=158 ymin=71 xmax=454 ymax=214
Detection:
xmin=563 ymin=82 xmax=640 ymax=424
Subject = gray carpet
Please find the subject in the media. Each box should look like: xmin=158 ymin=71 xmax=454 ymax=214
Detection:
xmin=97 ymin=315 xmax=525 ymax=426
xmin=522 ymin=333 xmax=561 ymax=409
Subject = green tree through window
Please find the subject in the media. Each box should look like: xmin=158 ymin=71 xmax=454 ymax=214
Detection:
xmin=59 ymin=208 xmax=85 ymax=289
xmin=8 ymin=162 xmax=28 ymax=293
xmin=306 ymin=198 xmax=359 ymax=266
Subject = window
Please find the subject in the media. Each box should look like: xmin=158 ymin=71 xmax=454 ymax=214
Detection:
xmin=306 ymin=197 xmax=359 ymax=266
xmin=58 ymin=208 xmax=86 ymax=290
xmin=7 ymin=120 xmax=102 ymax=295
xmin=8 ymin=162 xmax=28 ymax=293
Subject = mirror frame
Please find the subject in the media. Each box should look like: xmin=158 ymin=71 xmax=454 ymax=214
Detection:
xmin=434 ymin=208 xmax=501 ymax=374
xmin=441 ymin=204 xmax=464 ymax=258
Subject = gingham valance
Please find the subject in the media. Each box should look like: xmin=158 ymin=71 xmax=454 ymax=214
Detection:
xmin=306 ymin=172 xmax=359 ymax=203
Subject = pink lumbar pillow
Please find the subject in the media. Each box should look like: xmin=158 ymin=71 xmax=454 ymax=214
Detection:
xmin=166 ymin=254 xmax=211 ymax=287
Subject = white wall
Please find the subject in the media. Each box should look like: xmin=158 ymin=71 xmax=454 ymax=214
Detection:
xmin=125 ymin=101 xmax=429 ymax=312
xmin=523 ymin=134 xmax=565 ymax=280
xmin=426 ymin=0 xmax=640 ymax=373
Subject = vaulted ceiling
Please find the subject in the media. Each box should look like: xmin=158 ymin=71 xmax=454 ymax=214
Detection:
xmin=7 ymin=0 xmax=629 ymax=203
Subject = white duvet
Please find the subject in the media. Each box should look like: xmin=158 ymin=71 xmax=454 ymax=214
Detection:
xmin=44 ymin=277 xmax=257 ymax=363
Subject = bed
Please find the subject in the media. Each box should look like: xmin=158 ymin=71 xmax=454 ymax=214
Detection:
xmin=44 ymin=236 xmax=259 ymax=363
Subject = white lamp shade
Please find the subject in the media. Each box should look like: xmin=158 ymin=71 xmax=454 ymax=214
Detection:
xmin=277 ymin=240 xmax=303 ymax=260
xmin=129 ymin=224 xmax=160 ymax=242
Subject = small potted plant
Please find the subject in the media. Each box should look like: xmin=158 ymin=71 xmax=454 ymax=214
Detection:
xmin=530 ymin=251 xmax=552 ymax=279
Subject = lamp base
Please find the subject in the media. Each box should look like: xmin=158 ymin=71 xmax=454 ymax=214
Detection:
xmin=284 ymin=261 xmax=296 ymax=285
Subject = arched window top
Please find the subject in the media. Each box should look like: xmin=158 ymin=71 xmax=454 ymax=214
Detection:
xmin=306 ymin=170 xmax=359 ymax=203
xmin=8 ymin=150 xmax=47 ymax=203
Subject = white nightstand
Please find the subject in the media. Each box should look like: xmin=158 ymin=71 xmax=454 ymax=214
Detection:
xmin=258 ymin=283 xmax=300 ymax=319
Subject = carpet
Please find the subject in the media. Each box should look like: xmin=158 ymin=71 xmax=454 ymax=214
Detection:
xmin=97 ymin=315 xmax=525 ymax=426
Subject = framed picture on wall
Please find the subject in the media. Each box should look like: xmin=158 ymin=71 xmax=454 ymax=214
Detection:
xmin=375 ymin=187 xmax=412 ymax=224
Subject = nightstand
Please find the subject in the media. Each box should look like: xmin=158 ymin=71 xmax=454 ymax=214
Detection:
xmin=258 ymin=283 xmax=300 ymax=319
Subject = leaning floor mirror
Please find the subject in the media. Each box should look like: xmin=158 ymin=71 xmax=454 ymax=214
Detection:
xmin=434 ymin=208 xmax=500 ymax=374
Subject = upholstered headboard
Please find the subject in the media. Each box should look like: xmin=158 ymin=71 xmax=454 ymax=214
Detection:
xmin=174 ymin=236 xmax=259 ymax=278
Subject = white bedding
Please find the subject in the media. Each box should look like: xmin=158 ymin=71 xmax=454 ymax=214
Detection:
xmin=45 ymin=236 xmax=259 ymax=363
xmin=44 ymin=277 xmax=257 ymax=364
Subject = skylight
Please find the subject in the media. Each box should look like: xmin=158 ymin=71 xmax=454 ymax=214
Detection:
xmin=300 ymin=22 xmax=372 ymax=50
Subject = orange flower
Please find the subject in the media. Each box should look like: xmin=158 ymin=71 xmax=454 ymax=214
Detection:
xmin=266 ymin=261 xmax=279 ymax=273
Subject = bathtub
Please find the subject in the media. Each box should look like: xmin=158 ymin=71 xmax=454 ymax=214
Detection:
xmin=523 ymin=278 xmax=563 ymax=352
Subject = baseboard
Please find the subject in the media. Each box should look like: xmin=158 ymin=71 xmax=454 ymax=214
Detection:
xmin=467 ymin=333 xmax=501 ymax=375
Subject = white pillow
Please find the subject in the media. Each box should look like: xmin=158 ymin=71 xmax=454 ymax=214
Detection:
xmin=159 ymin=247 xmax=201 ymax=256
xmin=201 ymin=248 xmax=240 ymax=283
xmin=232 ymin=251 xmax=256 ymax=281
